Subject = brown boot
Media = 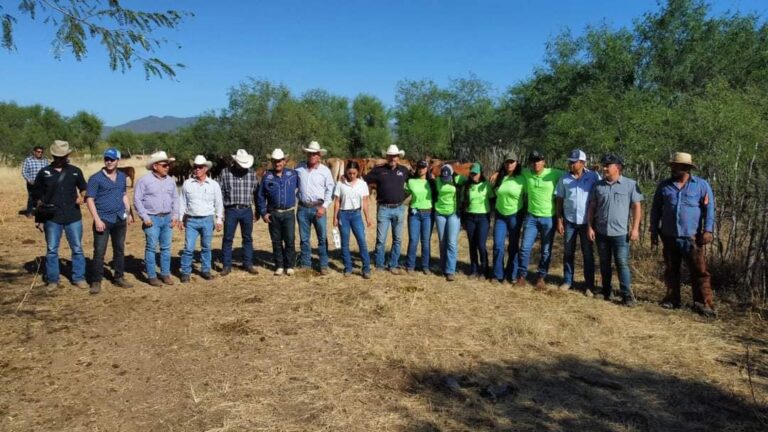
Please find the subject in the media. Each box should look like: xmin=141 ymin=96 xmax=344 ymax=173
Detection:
xmin=516 ymin=277 xmax=527 ymax=288
xmin=534 ymin=277 xmax=547 ymax=291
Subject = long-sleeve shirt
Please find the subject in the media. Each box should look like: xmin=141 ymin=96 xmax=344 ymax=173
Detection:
xmin=179 ymin=177 xmax=224 ymax=222
xmin=133 ymin=172 xmax=180 ymax=221
xmin=33 ymin=164 xmax=87 ymax=224
xmin=650 ymin=175 xmax=715 ymax=238
xmin=296 ymin=162 xmax=334 ymax=208
xmin=257 ymin=168 xmax=299 ymax=216
xmin=22 ymin=155 xmax=49 ymax=183
xmin=219 ymin=166 xmax=259 ymax=207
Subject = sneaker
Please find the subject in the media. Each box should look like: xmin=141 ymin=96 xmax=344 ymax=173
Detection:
xmin=362 ymin=272 xmax=371 ymax=279
xmin=274 ymin=267 xmax=284 ymax=276
xmin=319 ymin=268 xmax=330 ymax=276
xmin=147 ymin=278 xmax=163 ymax=287
xmin=113 ymin=278 xmax=133 ymax=289
xmin=558 ymin=283 xmax=571 ymax=291
xmin=534 ymin=277 xmax=547 ymax=291
xmin=516 ymin=277 xmax=527 ymax=288
xmin=220 ymin=267 xmax=232 ymax=276
xmin=390 ymin=268 xmax=402 ymax=275
xmin=201 ymin=272 xmax=214 ymax=280
xmin=74 ymin=280 xmax=89 ymax=289
xmin=160 ymin=275 xmax=174 ymax=285
xmin=446 ymin=274 xmax=455 ymax=282
xmin=89 ymin=282 xmax=101 ymax=295
xmin=285 ymin=268 xmax=295 ymax=276
xmin=180 ymin=274 xmax=191 ymax=283
xmin=245 ymin=266 xmax=259 ymax=275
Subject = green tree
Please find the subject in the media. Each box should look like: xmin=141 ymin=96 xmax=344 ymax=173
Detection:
xmin=350 ymin=94 xmax=390 ymax=157
xmin=68 ymin=111 xmax=103 ymax=154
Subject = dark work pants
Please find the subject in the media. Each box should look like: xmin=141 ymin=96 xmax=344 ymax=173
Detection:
xmin=268 ymin=209 xmax=296 ymax=270
xmin=90 ymin=218 xmax=127 ymax=282
xmin=26 ymin=183 xmax=36 ymax=215
xmin=464 ymin=213 xmax=490 ymax=276
xmin=661 ymin=236 xmax=714 ymax=308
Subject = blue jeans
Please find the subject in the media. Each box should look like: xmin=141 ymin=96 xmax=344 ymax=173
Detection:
xmin=406 ymin=210 xmax=432 ymax=271
xmin=143 ymin=214 xmax=173 ymax=279
xmin=181 ymin=216 xmax=214 ymax=275
xmin=518 ymin=215 xmax=555 ymax=279
xmin=374 ymin=204 xmax=404 ymax=269
xmin=338 ymin=209 xmax=371 ymax=274
xmin=596 ymin=233 xmax=633 ymax=299
xmin=297 ymin=206 xmax=328 ymax=269
xmin=563 ymin=221 xmax=595 ymax=288
xmin=222 ymin=207 xmax=254 ymax=269
xmin=44 ymin=219 xmax=85 ymax=284
xmin=492 ymin=211 xmax=522 ymax=281
xmin=464 ymin=213 xmax=490 ymax=276
xmin=435 ymin=212 xmax=460 ymax=276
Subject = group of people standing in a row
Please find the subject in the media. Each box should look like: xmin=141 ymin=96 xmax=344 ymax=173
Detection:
xmin=23 ymin=139 xmax=717 ymax=317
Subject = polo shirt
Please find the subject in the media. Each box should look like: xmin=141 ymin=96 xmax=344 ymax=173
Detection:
xmin=435 ymin=175 xmax=467 ymax=216
xmin=257 ymin=169 xmax=299 ymax=216
xmin=590 ymin=175 xmax=644 ymax=236
xmin=333 ymin=178 xmax=369 ymax=210
xmin=364 ymin=164 xmax=409 ymax=205
xmin=649 ymin=175 xmax=715 ymax=238
xmin=405 ymin=178 xmax=433 ymax=210
xmin=494 ymin=175 xmax=526 ymax=216
xmin=86 ymin=170 xmax=128 ymax=223
xmin=33 ymin=164 xmax=87 ymax=224
xmin=555 ymin=169 xmax=600 ymax=225
xmin=466 ymin=180 xmax=494 ymax=214
xmin=522 ymin=167 xmax=565 ymax=217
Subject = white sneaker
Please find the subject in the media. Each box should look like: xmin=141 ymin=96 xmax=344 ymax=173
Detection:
xmin=274 ymin=267 xmax=284 ymax=276
xmin=285 ymin=268 xmax=295 ymax=276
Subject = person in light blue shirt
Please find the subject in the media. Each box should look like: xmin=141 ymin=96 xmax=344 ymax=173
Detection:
xmin=295 ymin=141 xmax=335 ymax=273
xmin=555 ymin=149 xmax=600 ymax=294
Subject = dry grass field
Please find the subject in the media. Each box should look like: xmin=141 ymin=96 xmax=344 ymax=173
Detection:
xmin=0 ymin=158 xmax=766 ymax=431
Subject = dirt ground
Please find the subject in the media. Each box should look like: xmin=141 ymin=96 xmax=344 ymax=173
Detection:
xmin=0 ymin=158 xmax=766 ymax=431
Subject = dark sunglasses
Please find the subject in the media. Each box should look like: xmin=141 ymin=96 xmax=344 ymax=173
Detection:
xmin=104 ymin=158 xmax=117 ymax=162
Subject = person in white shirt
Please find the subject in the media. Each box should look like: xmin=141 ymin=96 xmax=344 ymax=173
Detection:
xmin=295 ymin=141 xmax=335 ymax=274
xmin=333 ymin=160 xmax=372 ymax=278
xmin=179 ymin=155 xmax=224 ymax=282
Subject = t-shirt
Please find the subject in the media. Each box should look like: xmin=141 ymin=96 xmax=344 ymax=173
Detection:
xmin=364 ymin=164 xmax=409 ymax=204
xmin=435 ymin=175 xmax=467 ymax=215
xmin=33 ymin=164 xmax=87 ymax=224
xmin=494 ymin=175 xmax=526 ymax=216
xmin=522 ymin=167 xmax=565 ymax=217
xmin=466 ymin=180 xmax=494 ymax=214
xmin=333 ymin=178 xmax=369 ymax=210
xmin=405 ymin=178 xmax=433 ymax=210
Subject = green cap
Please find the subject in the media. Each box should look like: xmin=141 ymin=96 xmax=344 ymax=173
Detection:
xmin=470 ymin=163 xmax=482 ymax=174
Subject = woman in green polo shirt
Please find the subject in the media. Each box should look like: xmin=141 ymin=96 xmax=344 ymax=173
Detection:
xmin=435 ymin=164 xmax=467 ymax=281
xmin=461 ymin=162 xmax=493 ymax=279
xmin=492 ymin=152 xmax=526 ymax=283
xmin=404 ymin=160 xmax=434 ymax=274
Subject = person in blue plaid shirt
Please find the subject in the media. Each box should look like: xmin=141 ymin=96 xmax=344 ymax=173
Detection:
xmin=21 ymin=145 xmax=48 ymax=217
xmin=219 ymin=149 xmax=260 ymax=276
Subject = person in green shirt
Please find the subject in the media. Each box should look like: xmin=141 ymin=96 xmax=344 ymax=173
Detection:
xmin=435 ymin=164 xmax=466 ymax=281
xmin=517 ymin=150 xmax=566 ymax=289
xmin=461 ymin=162 xmax=493 ymax=279
xmin=404 ymin=159 xmax=434 ymax=274
xmin=491 ymin=151 xmax=526 ymax=283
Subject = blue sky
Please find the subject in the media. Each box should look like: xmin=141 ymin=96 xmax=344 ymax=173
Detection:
xmin=2 ymin=0 xmax=766 ymax=126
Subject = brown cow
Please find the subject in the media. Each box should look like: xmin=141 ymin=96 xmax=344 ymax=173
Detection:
xmin=117 ymin=167 xmax=136 ymax=187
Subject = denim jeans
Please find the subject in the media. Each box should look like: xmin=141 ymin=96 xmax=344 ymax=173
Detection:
xmin=563 ymin=220 xmax=595 ymax=288
xmin=268 ymin=209 xmax=296 ymax=270
xmin=222 ymin=207 xmax=254 ymax=269
xmin=492 ymin=211 xmax=522 ymax=281
xmin=297 ymin=206 xmax=328 ymax=269
xmin=374 ymin=204 xmax=404 ymax=269
xmin=338 ymin=209 xmax=371 ymax=274
xmin=181 ymin=215 xmax=214 ymax=275
xmin=518 ymin=215 xmax=555 ymax=279
xmin=44 ymin=219 xmax=85 ymax=284
xmin=406 ymin=210 xmax=432 ymax=271
xmin=464 ymin=213 xmax=490 ymax=276
xmin=90 ymin=218 xmax=127 ymax=282
xmin=143 ymin=214 xmax=173 ymax=279
xmin=435 ymin=212 xmax=460 ymax=276
xmin=595 ymin=233 xmax=633 ymax=299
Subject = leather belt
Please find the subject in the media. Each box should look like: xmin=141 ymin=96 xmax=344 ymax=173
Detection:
xmin=299 ymin=200 xmax=323 ymax=208
xmin=270 ymin=206 xmax=295 ymax=213
xmin=378 ymin=202 xmax=403 ymax=208
xmin=225 ymin=204 xmax=251 ymax=209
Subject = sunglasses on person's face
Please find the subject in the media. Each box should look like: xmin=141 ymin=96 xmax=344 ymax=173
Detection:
xmin=104 ymin=158 xmax=117 ymax=163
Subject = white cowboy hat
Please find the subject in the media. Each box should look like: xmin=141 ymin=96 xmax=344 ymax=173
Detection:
xmin=50 ymin=140 xmax=72 ymax=157
xmin=232 ymin=149 xmax=254 ymax=169
xmin=145 ymin=151 xmax=176 ymax=170
xmin=668 ymin=152 xmax=697 ymax=169
xmin=192 ymin=154 xmax=213 ymax=168
xmin=268 ymin=148 xmax=288 ymax=160
xmin=303 ymin=141 xmax=327 ymax=155
xmin=382 ymin=144 xmax=405 ymax=158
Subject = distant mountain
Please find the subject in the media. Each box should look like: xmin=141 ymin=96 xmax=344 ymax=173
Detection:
xmin=102 ymin=115 xmax=198 ymax=137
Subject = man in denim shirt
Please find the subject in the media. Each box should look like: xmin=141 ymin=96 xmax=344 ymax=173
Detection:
xmin=258 ymin=149 xmax=299 ymax=276
xmin=650 ymin=152 xmax=716 ymax=318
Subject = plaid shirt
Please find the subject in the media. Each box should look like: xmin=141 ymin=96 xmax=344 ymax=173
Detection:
xmin=219 ymin=166 xmax=259 ymax=208
xmin=22 ymin=155 xmax=49 ymax=182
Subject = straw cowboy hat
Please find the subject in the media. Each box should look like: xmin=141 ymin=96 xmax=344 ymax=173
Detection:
xmin=145 ymin=151 xmax=176 ymax=170
xmin=668 ymin=152 xmax=697 ymax=169
xmin=232 ymin=149 xmax=254 ymax=169
xmin=49 ymin=140 xmax=72 ymax=157
xmin=192 ymin=155 xmax=213 ymax=169
xmin=382 ymin=144 xmax=405 ymax=158
xmin=268 ymin=148 xmax=288 ymax=160
xmin=303 ymin=141 xmax=327 ymax=155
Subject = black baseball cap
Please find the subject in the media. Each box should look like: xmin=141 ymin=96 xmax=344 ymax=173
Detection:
xmin=416 ymin=159 xmax=429 ymax=168
xmin=529 ymin=150 xmax=545 ymax=161
xmin=600 ymin=153 xmax=624 ymax=165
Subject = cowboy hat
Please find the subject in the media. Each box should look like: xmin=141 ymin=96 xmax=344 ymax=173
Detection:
xmin=268 ymin=148 xmax=288 ymax=160
xmin=145 ymin=151 xmax=176 ymax=170
xmin=50 ymin=140 xmax=72 ymax=157
xmin=668 ymin=152 xmax=697 ymax=169
xmin=303 ymin=141 xmax=327 ymax=155
xmin=382 ymin=144 xmax=405 ymax=158
xmin=232 ymin=149 xmax=254 ymax=169
xmin=192 ymin=155 xmax=213 ymax=169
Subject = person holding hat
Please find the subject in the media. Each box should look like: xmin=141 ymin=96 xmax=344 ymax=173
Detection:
xmin=650 ymin=152 xmax=716 ymax=318
xmin=587 ymin=153 xmax=644 ymax=306
xmin=295 ymin=141 xmax=335 ymax=273
xmin=517 ymin=150 xmax=565 ymax=290
xmin=404 ymin=159 xmax=434 ymax=274
xmin=364 ymin=145 xmax=410 ymax=273
xmin=134 ymin=150 xmax=179 ymax=286
xmin=219 ymin=149 xmax=260 ymax=276
xmin=258 ymin=149 xmax=300 ymax=276
xmin=179 ymin=155 xmax=224 ymax=282
xmin=32 ymin=140 xmax=88 ymax=293
xmin=85 ymin=148 xmax=134 ymax=294
xmin=555 ymin=149 xmax=600 ymax=294
xmin=491 ymin=151 xmax=526 ymax=284
xmin=434 ymin=163 xmax=467 ymax=281
xmin=461 ymin=162 xmax=493 ymax=279
xmin=21 ymin=145 xmax=48 ymax=218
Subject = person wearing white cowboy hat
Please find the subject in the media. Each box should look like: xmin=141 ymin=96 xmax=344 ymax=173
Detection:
xmin=218 ymin=149 xmax=260 ymax=276
xmin=363 ymin=144 xmax=410 ymax=274
xmin=650 ymin=151 xmax=717 ymax=318
xmin=296 ymin=141 xmax=334 ymax=274
xmin=258 ymin=148 xmax=299 ymax=275
xmin=134 ymin=150 xmax=180 ymax=287
xmin=178 ymin=155 xmax=224 ymax=282
xmin=32 ymin=139 xmax=89 ymax=293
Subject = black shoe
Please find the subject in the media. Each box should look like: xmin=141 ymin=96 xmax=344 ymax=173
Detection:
xmin=180 ymin=274 xmax=191 ymax=283
xmin=622 ymin=296 xmax=637 ymax=308
xmin=113 ymin=278 xmax=133 ymax=289
xmin=220 ymin=267 xmax=231 ymax=276
xmin=201 ymin=272 xmax=214 ymax=280
xmin=660 ymin=301 xmax=679 ymax=310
